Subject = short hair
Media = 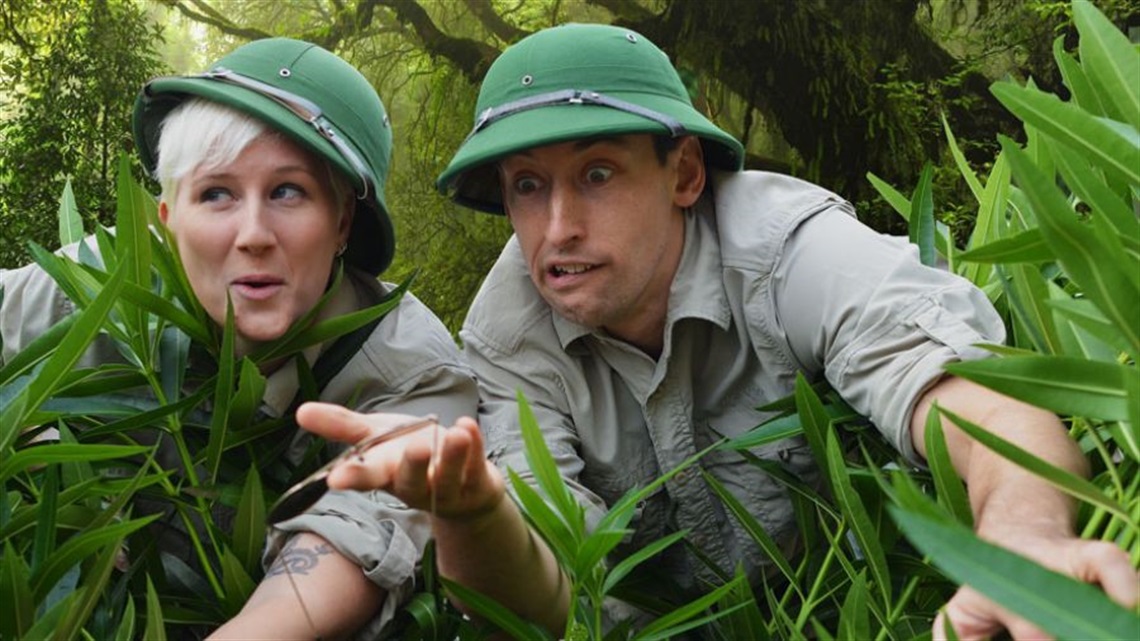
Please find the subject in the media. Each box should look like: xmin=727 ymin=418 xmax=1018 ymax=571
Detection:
xmin=652 ymin=135 xmax=683 ymax=166
xmin=155 ymin=97 xmax=351 ymax=210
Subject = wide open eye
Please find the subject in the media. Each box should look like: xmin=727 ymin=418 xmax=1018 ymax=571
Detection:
xmin=513 ymin=175 xmax=542 ymax=195
xmin=584 ymin=166 xmax=613 ymax=184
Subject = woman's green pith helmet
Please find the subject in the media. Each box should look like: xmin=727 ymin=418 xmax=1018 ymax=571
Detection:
xmin=436 ymin=23 xmax=745 ymax=214
xmin=133 ymin=37 xmax=396 ymax=275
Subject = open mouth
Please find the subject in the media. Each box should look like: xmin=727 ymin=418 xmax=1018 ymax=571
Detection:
xmin=550 ymin=264 xmax=594 ymax=277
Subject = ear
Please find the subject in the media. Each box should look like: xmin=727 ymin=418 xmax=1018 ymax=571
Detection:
xmin=158 ymin=200 xmax=171 ymax=225
xmin=337 ymin=201 xmax=355 ymax=245
xmin=672 ymin=136 xmax=705 ymax=208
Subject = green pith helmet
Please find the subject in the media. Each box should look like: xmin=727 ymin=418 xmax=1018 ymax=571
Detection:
xmin=133 ymin=38 xmax=396 ymax=275
xmin=436 ymin=23 xmax=745 ymax=214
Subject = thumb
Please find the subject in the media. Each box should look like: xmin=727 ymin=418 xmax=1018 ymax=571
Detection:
xmin=295 ymin=402 xmax=374 ymax=444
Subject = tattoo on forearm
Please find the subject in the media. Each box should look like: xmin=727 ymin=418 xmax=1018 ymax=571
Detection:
xmin=266 ymin=537 xmax=334 ymax=578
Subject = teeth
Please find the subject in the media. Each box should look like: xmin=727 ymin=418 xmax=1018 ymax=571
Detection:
xmin=554 ymin=264 xmax=590 ymax=275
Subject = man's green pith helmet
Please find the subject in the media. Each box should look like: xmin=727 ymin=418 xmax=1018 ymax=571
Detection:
xmin=133 ymin=38 xmax=396 ymax=275
xmin=437 ymin=23 xmax=745 ymax=214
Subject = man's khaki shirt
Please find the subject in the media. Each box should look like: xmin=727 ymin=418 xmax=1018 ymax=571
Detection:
xmin=460 ymin=170 xmax=1005 ymax=594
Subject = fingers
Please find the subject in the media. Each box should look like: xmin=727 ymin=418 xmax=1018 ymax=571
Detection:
xmin=295 ymin=402 xmax=375 ymax=443
xmin=1075 ymin=541 xmax=1139 ymax=608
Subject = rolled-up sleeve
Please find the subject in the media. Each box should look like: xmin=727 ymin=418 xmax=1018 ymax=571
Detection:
xmin=771 ymin=207 xmax=1006 ymax=463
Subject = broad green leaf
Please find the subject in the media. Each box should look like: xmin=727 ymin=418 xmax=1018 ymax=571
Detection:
xmin=838 ymin=570 xmax=870 ymax=641
xmin=958 ymin=228 xmax=1052 ymax=264
xmin=936 ymin=406 xmax=1133 ymax=524
xmin=601 ymin=530 xmax=688 ymax=595
xmin=923 ymin=404 xmax=973 ymax=527
xmin=219 ymin=548 xmax=257 ymax=617
xmin=633 ymin=577 xmax=748 ymax=641
xmin=1047 ymin=298 xmax=1131 ymax=358
xmin=205 ymin=301 xmax=238 ymax=482
xmin=1006 ymin=262 xmax=1061 ymax=354
xmin=112 ymin=594 xmax=137 ymax=641
xmin=31 ymin=515 xmax=158 ymax=602
xmin=891 ymin=506 xmax=1139 ymax=640
xmin=0 ymin=444 xmax=150 ymax=481
xmin=1050 ymin=138 xmax=1139 ymax=240
xmin=1053 ymin=35 xmax=1106 ymax=117
xmin=946 ymin=355 xmax=1133 ymax=422
xmin=233 ymin=467 xmax=265 ymax=575
xmin=0 ymin=540 xmax=33 ymax=640
xmin=991 ymin=84 xmax=1140 ymax=187
xmin=794 ymin=373 xmax=833 ymax=485
xmin=57 ymin=179 xmax=83 ymax=248
xmin=963 ymin=151 xmax=1010 ymax=287
xmin=701 ymin=470 xmax=800 ymax=593
xmin=144 ymin=576 xmax=167 ymax=641
xmin=825 ymin=430 xmax=892 ymax=607
xmin=440 ymin=577 xmax=553 ymax=641
xmin=909 ymin=163 xmax=937 ymax=267
xmin=1000 ymin=137 xmax=1140 ymax=355
xmin=51 ymin=545 xmax=119 ymax=641
xmin=516 ymin=391 xmax=581 ymax=528
xmin=1073 ymin=0 xmax=1140 ymax=130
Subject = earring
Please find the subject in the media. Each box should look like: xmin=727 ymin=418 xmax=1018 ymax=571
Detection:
xmin=336 ymin=242 xmax=348 ymax=257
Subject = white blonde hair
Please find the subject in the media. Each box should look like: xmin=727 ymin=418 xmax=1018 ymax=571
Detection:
xmin=155 ymin=97 xmax=352 ymax=209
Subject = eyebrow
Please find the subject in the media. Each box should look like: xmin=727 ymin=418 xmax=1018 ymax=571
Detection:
xmin=511 ymin=134 xmax=633 ymax=160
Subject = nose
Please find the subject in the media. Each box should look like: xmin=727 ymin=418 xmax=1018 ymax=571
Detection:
xmin=546 ymin=182 xmax=584 ymax=248
xmin=234 ymin=200 xmax=277 ymax=254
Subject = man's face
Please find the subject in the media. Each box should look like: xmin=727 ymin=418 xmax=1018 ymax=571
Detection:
xmin=500 ymin=134 xmax=703 ymax=350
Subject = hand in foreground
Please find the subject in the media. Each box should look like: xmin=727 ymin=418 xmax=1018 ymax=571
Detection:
xmin=934 ymin=528 xmax=1138 ymax=640
xmin=295 ymin=403 xmax=505 ymax=522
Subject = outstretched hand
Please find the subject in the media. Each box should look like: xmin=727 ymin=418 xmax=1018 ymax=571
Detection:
xmin=934 ymin=528 xmax=1139 ymax=640
xmin=295 ymin=402 xmax=506 ymax=522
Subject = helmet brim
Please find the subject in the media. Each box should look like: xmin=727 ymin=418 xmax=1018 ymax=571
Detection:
xmin=134 ymin=76 xmax=395 ymax=275
xmin=436 ymin=90 xmax=743 ymax=214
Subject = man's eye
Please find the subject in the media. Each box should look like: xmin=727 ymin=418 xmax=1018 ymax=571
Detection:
xmin=585 ymin=166 xmax=613 ymax=184
xmin=514 ymin=177 xmax=540 ymax=194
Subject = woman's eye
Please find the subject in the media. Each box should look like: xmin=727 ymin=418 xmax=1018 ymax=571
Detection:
xmin=585 ymin=166 xmax=613 ymax=184
xmin=199 ymin=187 xmax=231 ymax=203
xmin=514 ymin=176 xmax=540 ymax=195
xmin=271 ymin=184 xmax=305 ymax=200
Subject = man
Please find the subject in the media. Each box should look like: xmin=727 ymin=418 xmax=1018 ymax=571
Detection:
xmin=297 ymin=23 xmax=1137 ymax=640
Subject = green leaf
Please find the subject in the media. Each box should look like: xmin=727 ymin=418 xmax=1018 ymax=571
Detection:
xmin=958 ymin=228 xmax=1052 ymax=264
xmin=936 ymin=405 xmax=1133 ymax=525
xmin=633 ymin=576 xmax=749 ymax=641
xmin=57 ymin=179 xmax=83 ymax=248
xmin=228 ymin=358 xmax=267 ymax=433
xmin=440 ymin=577 xmax=553 ymax=641
xmin=890 ymin=506 xmax=1139 ymax=640
xmin=963 ymin=150 xmax=1010 ymax=287
xmin=794 ymin=373 xmax=833 ymax=485
xmin=923 ymin=404 xmax=973 ymax=527
xmin=144 ymin=575 xmax=167 ymax=641
xmin=219 ymin=547 xmax=257 ymax=617
xmin=516 ymin=391 xmax=582 ymax=530
xmin=825 ymin=429 xmax=892 ymax=607
xmin=112 ymin=594 xmax=137 ymax=641
xmin=1000 ymin=137 xmax=1140 ymax=356
xmin=1053 ymin=35 xmax=1106 ymax=117
xmin=31 ymin=515 xmax=158 ymax=602
xmin=601 ymin=529 xmax=688 ymax=595
xmin=233 ymin=467 xmax=266 ymax=575
xmin=1005 ymin=262 xmax=1061 ymax=354
xmin=509 ymin=470 xmax=579 ymax=567
xmin=1050 ymin=138 xmax=1139 ymax=241
xmin=30 ymin=465 xmax=59 ymax=574
xmin=909 ymin=163 xmax=937 ymax=267
xmin=51 ymin=545 xmax=119 ymax=641
xmin=701 ymin=470 xmax=800 ymax=593
xmin=0 ymin=444 xmax=151 ymax=481
xmin=837 ymin=570 xmax=870 ymax=641
xmin=991 ymin=84 xmax=1140 ymax=187
xmin=941 ymin=113 xmax=984 ymax=202
xmin=0 ymin=540 xmax=34 ymax=640
xmin=946 ymin=355 xmax=1134 ymax=422
xmin=1073 ymin=0 xmax=1140 ymax=130
xmin=205 ymin=301 xmax=238 ymax=482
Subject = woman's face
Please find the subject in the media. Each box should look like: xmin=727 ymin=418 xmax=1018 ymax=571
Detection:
xmin=160 ymin=134 xmax=352 ymax=356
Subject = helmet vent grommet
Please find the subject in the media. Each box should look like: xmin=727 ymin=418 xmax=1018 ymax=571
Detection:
xmin=278 ymin=68 xmax=292 ymax=77
xmin=625 ymin=33 xmax=637 ymax=43
xmin=520 ymin=74 xmax=533 ymax=86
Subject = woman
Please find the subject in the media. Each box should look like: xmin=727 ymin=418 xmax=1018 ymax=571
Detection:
xmin=0 ymin=38 xmax=476 ymax=639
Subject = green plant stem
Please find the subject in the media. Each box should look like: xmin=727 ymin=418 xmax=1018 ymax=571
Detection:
xmin=876 ymin=573 xmax=923 ymax=641
xmin=794 ymin=520 xmax=840 ymax=630
xmin=1083 ymin=422 xmax=1125 ymax=498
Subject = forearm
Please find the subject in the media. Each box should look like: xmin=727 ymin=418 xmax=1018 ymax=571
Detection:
xmin=912 ymin=376 xmax=1087 ymax=538
xmin=435 ymin=493 xmax=569 ymax=635
xmin=209 ymin=532 xmax=384 ymax=641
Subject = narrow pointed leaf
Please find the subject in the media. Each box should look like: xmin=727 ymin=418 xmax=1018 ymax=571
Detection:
xmin=31 ymin=516 xmax=159 ymax=602
xmin=516 ymin=391 xmax=581 ymax=527
xmin=1053 ymin=36 xmax=1106 ymax=117
xmin=144 ymin=576 xmax=167 ymax=641
xmin=825 ymin=430 xmax=892 ymax=606
xmin=440 ymin=577 xmax=552 ymax=641
xmin=1074 ymin=0 xmax=1140 ymax=130
xmin=702 ymin=470 xmax=800 ymax=592
xmin=233 ymin=467 xmax=266 ymax=574
xmin=0 ymin=541 xmax=33 ymax=640
xmin=909 ymin=163 xmax=937 ymax=267
xmin=891 ymin=506 xmax=1139 ymax=640
xmin=602 ymin=529 xmax=688 ymax=595
xmin=57 ymin=180 xmax=83 ymax=248
xmin=923 ymin=404 xmax=973 ymax=526
xmin=936 ymin=406 xmax=1133 ymax=524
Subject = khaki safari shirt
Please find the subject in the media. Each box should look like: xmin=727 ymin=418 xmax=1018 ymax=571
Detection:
xmin=460 ymin=170 xmax=1005 ymax=596
xmin=1 ymin=245 xmax=477 ymax=633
